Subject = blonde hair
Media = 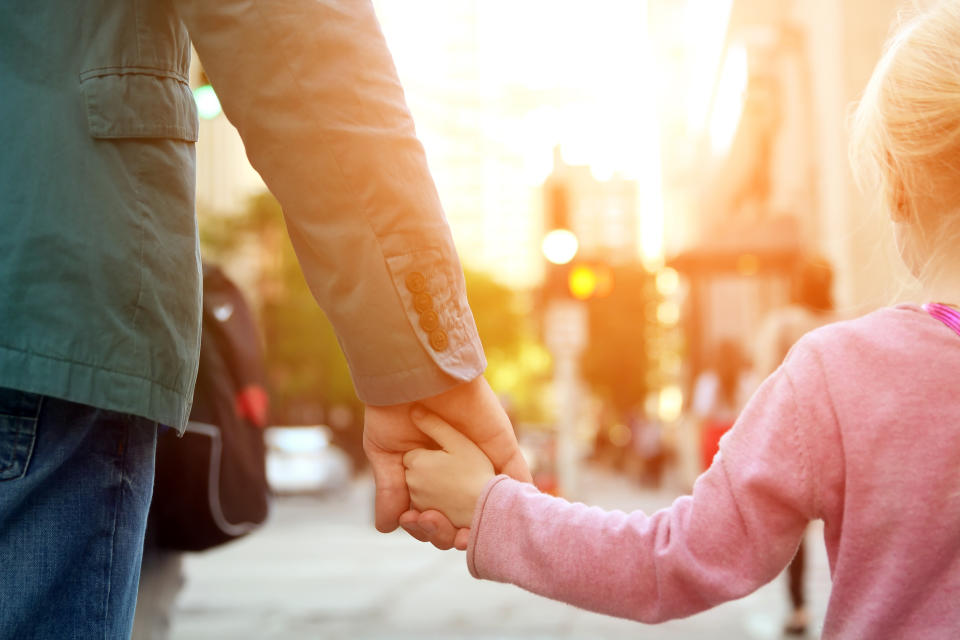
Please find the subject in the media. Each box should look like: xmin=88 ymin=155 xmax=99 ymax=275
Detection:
xmin=850 ymin=0 xmax=960 ymax=274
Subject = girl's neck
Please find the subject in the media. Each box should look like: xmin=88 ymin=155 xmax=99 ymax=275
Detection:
xmin=919 ymin=264 xmax=960 ymax=305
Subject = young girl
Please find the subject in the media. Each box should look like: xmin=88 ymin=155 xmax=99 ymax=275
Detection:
xmin=402 ymin=3 xmax=960 ymax=637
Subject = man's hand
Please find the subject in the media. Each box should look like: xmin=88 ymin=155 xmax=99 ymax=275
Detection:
xmin=363 ymin=375 xmax=530 ymax=549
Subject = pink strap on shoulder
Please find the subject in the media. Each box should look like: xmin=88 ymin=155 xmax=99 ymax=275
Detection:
xmin=923 ymin=303 xmax=960 ymax=338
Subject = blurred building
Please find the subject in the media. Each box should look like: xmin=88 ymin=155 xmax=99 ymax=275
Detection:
xmin=655 ymin=0 xmax=910 ymax=382
xmin=188 ymin=0 xmax=917 ymax=386
xmin=544 ymin=147 xmax=639 ymax=265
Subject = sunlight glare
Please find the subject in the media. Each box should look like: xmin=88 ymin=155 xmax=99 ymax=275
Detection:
xmin=709 ymin=44 xmax=748 ymax=155
xmin=685 ymin=0 xmax=735 ymax=135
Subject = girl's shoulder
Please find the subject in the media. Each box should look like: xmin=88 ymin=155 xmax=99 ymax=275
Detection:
xmin=784 ymin=303 xmax=956 ymax=387
xmin=797 ymin=303 xmax=936 ymax=350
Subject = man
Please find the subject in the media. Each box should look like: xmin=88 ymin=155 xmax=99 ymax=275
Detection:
xmin=0 ymin=1 xmax=528 ymax=637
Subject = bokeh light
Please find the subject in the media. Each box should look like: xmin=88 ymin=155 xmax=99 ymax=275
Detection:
xmin=541 ymin=229 xmax=579 ymax=265
xmin=193 ymin=85 xmax=222 ymax=120
xmin=655 ymin=267 xmax=680 ymax=296
xmin=656 ymin=300 xmax=680 ymax=326
xmin=658 ymin=385 xmax=684 ymax=422
xmin=568 ymin=265 xmax=598 ymax=300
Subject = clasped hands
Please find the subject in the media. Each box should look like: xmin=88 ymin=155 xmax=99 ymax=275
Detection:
xmin=363 ymin=376 xmax=530 ymax=550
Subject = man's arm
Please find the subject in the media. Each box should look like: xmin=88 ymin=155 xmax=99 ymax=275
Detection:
xmin=172 ymin=0 xmax=528 ymax=540
xmin=174 ymin=0 xmax=483 ymax=403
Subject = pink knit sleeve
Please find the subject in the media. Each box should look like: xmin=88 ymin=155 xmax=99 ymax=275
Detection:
xmin=466 ymin=347 xmax=833 ymax=623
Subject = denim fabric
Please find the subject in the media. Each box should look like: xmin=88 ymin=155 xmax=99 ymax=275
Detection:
xmin=0 ymin=388 xmax=158 ymax=640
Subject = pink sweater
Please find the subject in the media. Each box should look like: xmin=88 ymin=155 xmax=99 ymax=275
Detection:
xmin=467 ymin=305 xmax=960 ymax=638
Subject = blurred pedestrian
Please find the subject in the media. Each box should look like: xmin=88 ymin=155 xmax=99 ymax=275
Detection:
xmin=756 ymin=256 xmax=836 ymax=636
xmin=690 ymin=340 xmax=753 ymax=471
xmin=0 ymin=1 xmax=528 ymax=636
xmin=401 ymin=3 xmax=960 ymax=636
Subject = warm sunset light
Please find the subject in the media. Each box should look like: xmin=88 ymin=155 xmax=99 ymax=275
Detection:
xmin=684 ymin=0 xmax=735 ymax=135
xmin=656 ymin=300 xmax=680 ymax=326
xmin=655 ymin=267 xmax=680 ymax=296
xmin=542 ymin=229 xmax=579 ymax=265
xmin=658 ymin=385 xmax=684 ymax=422
xmin=26 ymin=0 xmax=939 ymax=635
xmin=736 ymin=253 xmax=760 ymax=276
xmin=709 ymin=43 xmax=748 ymax=155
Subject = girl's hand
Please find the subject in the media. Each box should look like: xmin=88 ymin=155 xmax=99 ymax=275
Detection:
xmin=403 ymin=406 xmax=495 ymax=529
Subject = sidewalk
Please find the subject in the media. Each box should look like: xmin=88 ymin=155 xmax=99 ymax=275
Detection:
xmin=169 ymin=466 xmax=830 ymax=639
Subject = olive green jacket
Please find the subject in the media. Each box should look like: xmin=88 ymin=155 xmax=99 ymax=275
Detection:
xmin=0 ymin=0 xmax=484 ymax=430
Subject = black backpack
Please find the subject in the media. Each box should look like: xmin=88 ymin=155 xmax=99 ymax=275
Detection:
xmin=150 ymin=264 xmax=271 ymax=551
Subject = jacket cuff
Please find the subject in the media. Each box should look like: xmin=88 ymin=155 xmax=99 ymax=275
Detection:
xmin=466 ymin=474 xmax=514 ymax=579
xmin=353 ymin=351 xmax=485 ymax=406
xmin=351 ymin=246 xmax=487 ymax=406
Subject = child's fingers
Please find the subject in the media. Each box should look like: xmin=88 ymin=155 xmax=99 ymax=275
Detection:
xmin=410 ymin=406 xmax=477 ymax=454
xmin=416 ymin=510 xmax=459 ymax=550
xmin=454 ymin=527 xmax=470 ymax=550
xmin=402 ymin=448 xmax=427 ymax=469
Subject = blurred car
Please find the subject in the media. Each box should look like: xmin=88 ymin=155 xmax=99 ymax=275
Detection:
xmin=264 ymin=426 xmax=351 ymax=494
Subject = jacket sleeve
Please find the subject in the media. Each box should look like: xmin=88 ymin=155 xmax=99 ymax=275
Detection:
xmin=172 ymin=0 xmax=485 ymax=405
xmin=467 ymin=342 xmax=836 ymax=622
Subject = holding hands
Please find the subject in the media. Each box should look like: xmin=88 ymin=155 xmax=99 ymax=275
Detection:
xmin=363 ymin=375 xmax=529 ymax=550
xmin=403 ymin=407 xmax=495 ymax=529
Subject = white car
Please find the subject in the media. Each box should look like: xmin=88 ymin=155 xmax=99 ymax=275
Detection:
xmin=265 ymin=426 xmax=351 ymax=494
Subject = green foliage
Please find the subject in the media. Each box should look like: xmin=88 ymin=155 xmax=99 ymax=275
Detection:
xmin=580 ymin=265 xmax=659 ymax=415
xmin=464 ymin=270 xmax=552 ymax=423
xmin=199 ymin=193 xmax=356 ymax=424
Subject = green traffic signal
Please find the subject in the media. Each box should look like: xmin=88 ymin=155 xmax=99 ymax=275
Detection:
xmin=193 ymin=84 xmax=222 ymax=120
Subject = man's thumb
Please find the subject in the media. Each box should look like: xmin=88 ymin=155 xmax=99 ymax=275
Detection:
xmin=363 ymin=439 xmax=409 ymax=533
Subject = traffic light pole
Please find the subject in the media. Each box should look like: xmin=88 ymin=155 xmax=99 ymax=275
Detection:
xmin=544 ymin=300 xmax=587 ymax=498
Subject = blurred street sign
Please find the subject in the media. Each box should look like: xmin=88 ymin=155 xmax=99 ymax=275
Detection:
xmin=544 ymin=300 xmax=587 ymax=355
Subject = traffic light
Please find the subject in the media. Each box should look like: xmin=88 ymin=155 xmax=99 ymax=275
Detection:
xmin=567 ymin=263 xmax=613 ymax=300
xmin=540 ymin=179 xmax=580 ymax=301
xmin=193 ymin=70 xmax=222 ymax=120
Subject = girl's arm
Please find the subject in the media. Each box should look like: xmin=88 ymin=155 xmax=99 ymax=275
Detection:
xmin=407 ymin=341 xmax=836 ymax=623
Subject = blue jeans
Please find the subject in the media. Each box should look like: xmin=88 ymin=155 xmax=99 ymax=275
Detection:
xmin=0 ymin=387 xmax=158 ymax=639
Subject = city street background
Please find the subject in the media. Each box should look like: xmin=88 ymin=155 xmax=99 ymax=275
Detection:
xmin=174 ymin=1 xmax=911 ymax=638
xmin=168 ymin=466 xmax=831 ymax=639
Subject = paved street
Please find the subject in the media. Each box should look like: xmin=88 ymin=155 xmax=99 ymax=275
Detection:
xmin=169 ymin=466 xmax=831 ymax=639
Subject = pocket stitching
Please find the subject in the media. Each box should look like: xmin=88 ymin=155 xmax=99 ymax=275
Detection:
xmin=79 ymin=66 xmax=189 ymax=84
xmin=80 ymin=71 xmax=198 ymax=142
xmin=0 ymin=396 xmax=42 ymax=479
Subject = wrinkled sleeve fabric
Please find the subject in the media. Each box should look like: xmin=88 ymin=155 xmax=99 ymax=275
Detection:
xmin=468 ymin=343 xmax=835 ymax=623
xmin=172 ymin=0 xmax=485 ymax=405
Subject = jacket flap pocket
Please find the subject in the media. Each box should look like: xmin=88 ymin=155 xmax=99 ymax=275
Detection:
xmin=80 ymin=69 xmax=198 ymax=142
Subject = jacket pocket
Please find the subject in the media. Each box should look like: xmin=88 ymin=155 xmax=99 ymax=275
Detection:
xmin=79 ymin=67 xmax=199 ymax=142
xmin=0 ymin=388 xmax=42 ymax=481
